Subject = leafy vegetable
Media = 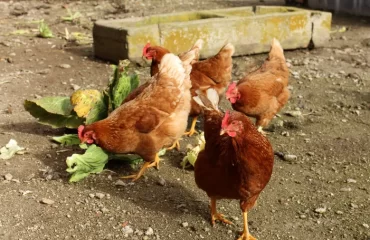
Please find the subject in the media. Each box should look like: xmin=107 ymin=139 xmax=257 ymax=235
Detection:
xmin=106 ymin=60 xmax=140 ymax=110
xmin=70 ymin=89 xmax=108 ymax=124
xmin=0 ymin=139 xmax=25 ymax=160
xmin=181 ymin=132 xmax=205 ymax=168
xmin=61 ymin=8 xmax=81 ymax=22
xmin=66 ymin=144 xmax=109 ymax=182
xmin=52 ymin=134 xmax=81 ymax=146
xmin=38 ymin=20 xmax=53 ymax=38
xmin=66 ymin=144 xmax=166 ymax=183
xmin=24 ymin=97 xmax=84 ymax=129
xmin=24 ymin=58 xmax=146 ymax=182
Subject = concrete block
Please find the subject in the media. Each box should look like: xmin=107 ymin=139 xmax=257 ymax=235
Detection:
xmin=93 ymin=6 xmax=332 ymax=63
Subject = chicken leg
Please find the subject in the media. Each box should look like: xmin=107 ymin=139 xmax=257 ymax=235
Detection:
xmin=238 ymin=211 xmax=257 ymax=240
xmin=257 ymin=126 xmax=268 ymax=136
xmin=184 ymin=116 xmax=199 ymax=136
xmin=210 ymin=197 xmax=233 ymax=226
xmin=167 ymin=139 xmax=181 ymax=151
xmin=121 ymin=153 xmax=161 ymax=181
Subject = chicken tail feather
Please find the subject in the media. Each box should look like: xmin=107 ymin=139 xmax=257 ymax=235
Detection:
xmin=159 ymin=52 xmax=195 ymax=85
xmin=219 ymin=42 xmax=235 ymax=57
xmin=193 ymin=88 xmax=219 ymax=111
xmin=269 ymin=38 xmax=285 ymax=61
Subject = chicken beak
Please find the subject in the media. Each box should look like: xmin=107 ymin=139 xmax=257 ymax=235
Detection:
xmin=220 ymin=129 xmax=226 ymax=135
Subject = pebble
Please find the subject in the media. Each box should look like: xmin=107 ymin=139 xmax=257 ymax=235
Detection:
xmin=281 ymin=131 xmax=290 ymax=137
xmin=115 ymin=180 xmax=127 ymax=187
xmin=95 ymin=193 xmax=105 ymax=199
xmin=314 ymin=207 xmax=327 ymax=213
xmin=182 ymin=222 xmax=189 ymax=227
xmin=4 ymin=173 xmax=13 ymax=180
xmin=145 ymin=227 xmax=154 ymax=236
xmin=71 ymin=84 xmax=80 ymax=90
xmin=59 ymin=64 xmax=71 ymax=69
xmin=346 ymin=178 xmax=357 ymax=183
xmin=122 ymin=225 xmax=134 ymax=235
xmin=283 ymin=154 xmax=297 ymax=162
xmin=101 ymin=207 xmax=109 ymax=213
xmin=299 ymin=214 xmax=307 ymax=219
xmin=40 ymin=198 xmax=55 ymax=205
xmin=157 ymin=177 xmax=166 ymax=186
xmin=340 ymin=187 xmax=352 ymax=192
xmin=89 ymin=193 xmax=95 ymax=198
xmin=362 ymin=223 xmax=369 ymax=229
xmin=306 ymin=152 xmax=315 ymax=156
xmin=335 ymin=211 xmax=343 ymax=215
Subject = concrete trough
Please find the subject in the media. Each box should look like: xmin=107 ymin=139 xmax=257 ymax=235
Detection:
xmin=93 ymin=6 xmax=332 ymax=63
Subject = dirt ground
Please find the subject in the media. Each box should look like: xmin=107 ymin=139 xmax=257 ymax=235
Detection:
xmin=0 ymin=1 xmax=369 ymax=240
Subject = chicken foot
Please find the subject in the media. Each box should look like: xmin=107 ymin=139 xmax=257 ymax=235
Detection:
xmin=210 ymin=198 xmax=233 ymax=226
xmin=121 ymin=153 xmax=161 ymax=181
xmin=184 ymin=116 xmax=199 ymax=136
xmin=167 ymin=139 xmax=181 ymax=151
xmin=238 ymin=211 xmax=257 ymax=240
xmin=257 ymin=126 xmax=268 ymax=136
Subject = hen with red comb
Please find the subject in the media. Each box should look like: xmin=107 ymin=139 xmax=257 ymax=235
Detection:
xmin=192 ymin=88 xmax=274 ymax=240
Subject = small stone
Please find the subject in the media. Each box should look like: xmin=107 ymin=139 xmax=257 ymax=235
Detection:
xmin=115 ymin=180 xmax=127 ymax=187
xmin=204 ymin=227 xmax=210 ymax=232
xmin=362 ymin=223 xmax=369 ymax=229
xmin=5 ymin=161 xmax=10 ymax=166
xmin=40 ymin=198 xmax=55 ymax=205
xmin=122 ymin=225 xmax=134 ymax=235
xmin=346 ymin=178 xmax=357 ymax=183
xmin=95 ymin=193 xmax=105 ymax=199
xmin=69 ymin=56 xmax=74 ymax=60
xmin=335 ymin=211 xmax=343 ymax=215
xmin=281 ymin=131 xmax=290 ymax=137
xmin=89 ymin=193 xmax=95 ymax=198
xmin=71 ymin=84 xmax=80 ymax=90
xmin=306 ymin=152 xmax=315 ymax=156
xmin=314 ymin=207 xmax=327 ymax=214
xmin=299 ymin=214 xmax=307 ymax=219
xmin=341 ymin=119 xmax=348 ymax=123
xmin=59 ymin=64 xmax=71 ymax=69
xmin=157 ymin=177 xmax=166 ymax=186
xmin=350 ymin=203 xmax=358 ymax=209
xmin=4 ymin=173 xmax=13 ymax=180
xmin=145 ymin=227 xmax=154 ymax=236
xmin=9 ymin=52 xmax=16 ymax=56
xmin=283 ymin=154 xmax=297 ymax=162
xmin=182 ymin=222 xmax=189 ymax=227
xmin=232 ymin=216 xmax=239 ymax=221
xmin=340 ymin=187 xmax=352 ymax=192
xmin=101 ymin=207 xmax=109 ymax=213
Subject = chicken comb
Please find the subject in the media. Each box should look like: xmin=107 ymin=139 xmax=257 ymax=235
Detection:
xmin=77 ymin=125 xmax=85 ymax=142
xmin=221 ymin=111 xmax=231 ymax=128
xmin=142 ymin=42 xmax=151 ymax=56
xmin=226 ymin=81 xmax=237 ymax=95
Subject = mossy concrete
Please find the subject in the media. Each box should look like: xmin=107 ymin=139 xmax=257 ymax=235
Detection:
xmin=93 ymin=6 xmax=332 ymax=63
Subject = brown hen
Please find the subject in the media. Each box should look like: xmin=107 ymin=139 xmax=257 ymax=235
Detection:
xmin=78 ymin=51 xmax=195 ymax=181
xmin=193 ymin=89 xmax=274 ymax=240
xmin=225 ymin=38 xmax=290 ymax=135
xmin=143 ymin=41 xmax=235 ymax=137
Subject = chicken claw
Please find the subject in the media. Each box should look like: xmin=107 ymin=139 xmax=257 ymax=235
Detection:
xmin=238 ymin=233 xmax=257 ymax=240
xmin=210 ymin=198 xmax=233 ymax=226
xmin=121 ymin=154 xmax=162 ymax=181
xmin=184 ymin=116 xmax=199 ymax=136
xmin=237 ymin=212 xmax=257 ymax=240
xmin=167 ymin=139 xmax=181 ymax=151
xmin=257 ymin=126 xmax=268 ymax=136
